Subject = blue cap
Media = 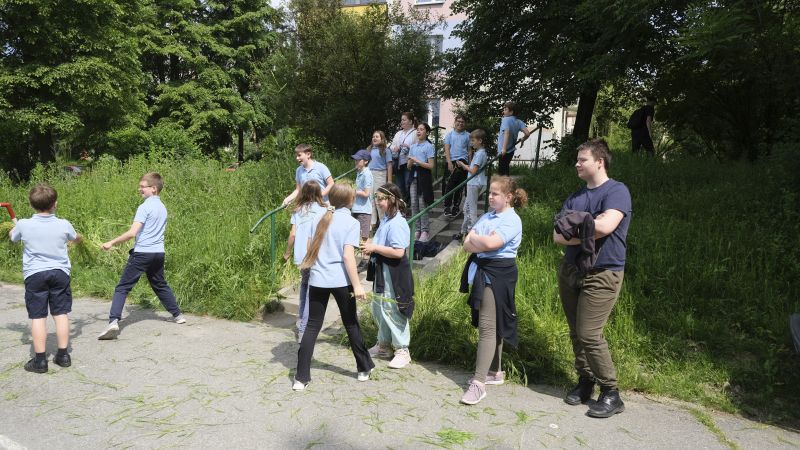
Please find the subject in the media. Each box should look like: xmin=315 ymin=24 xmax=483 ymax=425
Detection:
xmin=351 ymin=149 xmax=371 ymax=161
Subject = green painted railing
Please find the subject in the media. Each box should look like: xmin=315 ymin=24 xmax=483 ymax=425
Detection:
xmin=250 ymin=167 xmax=357 ymax=262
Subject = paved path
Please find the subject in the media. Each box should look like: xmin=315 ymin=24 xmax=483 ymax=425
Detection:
xmin=1 ymin=283 xmax=798 ymax=449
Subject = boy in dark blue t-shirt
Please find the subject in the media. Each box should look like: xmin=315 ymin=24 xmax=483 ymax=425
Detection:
xmin=553 ymin=139 xmax=631 ymax=419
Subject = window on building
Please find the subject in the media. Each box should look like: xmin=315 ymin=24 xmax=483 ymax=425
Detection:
xmin=416 ymin=0 xmax=445 ymax=4
xmin=426 ymin=34 xmax=444 ymax=55
xmin=342 ymin=0 xmax=386 ymax=5
xmin=427 ymin=99 xmax=441 ymax=128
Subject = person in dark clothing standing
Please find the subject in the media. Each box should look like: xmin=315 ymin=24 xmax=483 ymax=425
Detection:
xmin=554 ymin=139 xmax=632 ymax=418
xmin=629 ymin=95 xmax=656 ymax=155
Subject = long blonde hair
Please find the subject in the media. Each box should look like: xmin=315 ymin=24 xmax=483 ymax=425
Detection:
xmin=300 ymin=183 xmax=356 ymax=269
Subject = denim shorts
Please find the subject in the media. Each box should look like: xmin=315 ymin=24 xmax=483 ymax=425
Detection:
xmin=24 ymin=269 xmax=72 ymax=319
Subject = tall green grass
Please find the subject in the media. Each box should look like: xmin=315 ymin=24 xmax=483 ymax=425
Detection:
xmin=0 ymin=151 xmax=353 ymax=320
xmin=392 ymin=150 xmax=800 ymax=426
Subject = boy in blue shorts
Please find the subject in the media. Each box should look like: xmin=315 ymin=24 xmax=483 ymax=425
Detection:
xmin=98 ymin=172 xmax=185 ymax=340
xmin=9 ymin=183 xmax=82 ymax=373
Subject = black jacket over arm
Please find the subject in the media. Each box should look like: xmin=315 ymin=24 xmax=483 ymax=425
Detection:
xmin=367 ymin=253 xmax=415 ymax=318
xmin=459 ymin=254 xmax=519 ymax=348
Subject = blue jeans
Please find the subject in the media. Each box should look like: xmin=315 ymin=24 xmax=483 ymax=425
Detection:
xmin=109 ymin=251 xmax=181 ymax=322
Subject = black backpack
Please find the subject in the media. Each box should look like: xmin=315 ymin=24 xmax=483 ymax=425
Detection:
xmin=413 ymin=240 xmax=441 ymax=260
xmin=626 ymin=107 xmax=646 ymax=129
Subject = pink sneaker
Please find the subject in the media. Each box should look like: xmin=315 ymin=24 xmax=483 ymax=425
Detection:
xmin=414 ymin=231 xmax=421 ymax=240
xmin=419 ymin=231 xmax=430 ymax=242
xmin=460 ymin=381 xmax=486 ymax=405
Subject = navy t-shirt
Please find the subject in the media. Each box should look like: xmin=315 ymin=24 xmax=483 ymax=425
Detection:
xmin=560 ymin=179 xmax=632 ymax=271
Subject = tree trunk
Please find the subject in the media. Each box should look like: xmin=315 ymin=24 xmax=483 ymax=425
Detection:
xmin=238 ymin=128 xmax=244 ymax=163
xmin=573 ymin=86 xmax=599 ymax=143
xmin=35 ymin=130 xmax=54 ymax=164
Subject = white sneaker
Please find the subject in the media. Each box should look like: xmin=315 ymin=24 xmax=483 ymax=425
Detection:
xmin=292 ymin=379 xmax=309 ymax=391
xmin=388 ymin=348 xmax=411 ymax=369
xmin=357 ymin=369 xmax=372 ymax=382
xmin=98 ymin=320 xmax=119 ymax=340
xmin=172 ymin=314 xmax=186 ymax=324
xmin=368 ymin=343 xmax=393 ymax=358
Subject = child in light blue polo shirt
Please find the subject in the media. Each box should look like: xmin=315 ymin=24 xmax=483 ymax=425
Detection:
xmin=283 ymin=180 xmax=326 ymax=343
xmin=9 ymin=183 xmax=82 ymax=373
xmin=293 ymin=183 xmax=374 ymax=390
xmin=282 ymin=144 xmax=334 ymax=206
xmin=457 ymin=129 xmax=489 ymax=239
xmin=98 ymin=172 xmax=184 ymax=340
xmin=460 ymin=175 xmax=528 ymax=406
xmin=351 ymin=149 xmax=374 ymax=241
xmin=497 ymin=101 xmax=531 ymax=176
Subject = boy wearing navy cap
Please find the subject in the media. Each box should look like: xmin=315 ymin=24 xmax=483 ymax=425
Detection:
xmin=351 ymin=149 xmax=373 ymax=271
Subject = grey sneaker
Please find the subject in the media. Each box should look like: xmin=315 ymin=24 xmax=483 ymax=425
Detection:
xmin=467 ymin=371 xmax=505 ymax=386
xmin=460 ymin=381 xmax=487 ymax=405
xmin=98 ymin=320 xmax=120 ymax=340
xmin=388 ymin=347 xmax=411 ymax=369
xmin=368 ymin=343 xmax=393 ymax=358
xmin=172 ymin=314 xmax=186 ymax=324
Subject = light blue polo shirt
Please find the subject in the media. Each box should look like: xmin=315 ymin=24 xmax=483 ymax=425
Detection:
xmin=409 ymin=141 xmax=435 ymax=177
xmin=368 ymin=146 xmax=392 ymax=171
xmin=309 ymin=208 xmax=361 ymax=288
xmin=467 ymin=207 xmax=522 ymax=284
xmin=291 ymin=202 xmax=327 ymax=266
xmin=374 ymin=211 xmax=410 ymax=251
xmin=444 ymin=130 xmax=470 ymax=162
xmin=295 ymin=161 xmax=332 ymax=190
xmin=498 ymin=116 xmax=526 ymax=153
xmin=467 ymin=149 xmax=488 ymax=187
xmin=10 ymin=214 xmax=77 ymax=279
xmin=353 ymin=167 xmax=374 ymax=214
xmin=372 ymin=211 xmax=410 ymax=297
xmin=133 ymin=195 xmax=168 ymax=253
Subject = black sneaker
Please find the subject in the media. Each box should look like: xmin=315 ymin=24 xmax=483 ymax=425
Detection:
xmin=54 ymin=352 xmax=71 ymax=368
xmin=24 ymin=358 xmax=48 ymax=374
xmin=564 ymin=378 xmax=595 ymax=405
xmin=452 ymin=233 xmax=463 ymax=241
xmin=357 ymin=259 xmax=369 ymax=273
xmin=587 ymin=389 xmax=625 ymax=418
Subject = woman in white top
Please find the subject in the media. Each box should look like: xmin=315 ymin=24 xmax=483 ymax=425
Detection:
xmin=390 ymin=112 xmax=417 ymax=203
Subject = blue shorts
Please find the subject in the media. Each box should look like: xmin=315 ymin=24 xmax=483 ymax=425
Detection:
xmin=24 ymin=269 xmax=72 ymax=319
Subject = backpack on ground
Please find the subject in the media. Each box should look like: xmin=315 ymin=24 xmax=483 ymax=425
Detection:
xmin=626 ymin=107 xmax=646 ymax=129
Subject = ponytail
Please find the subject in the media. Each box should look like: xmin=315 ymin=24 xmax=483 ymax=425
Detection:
xmin=512 ymin=188 xmax=528 ymax=208
xmin=300 ymin=207 xmax=335 ymax=269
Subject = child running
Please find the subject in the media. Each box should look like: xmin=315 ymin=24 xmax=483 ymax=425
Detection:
xmin=293 ymin=183 xmax=374 ymax=390
xmin=406 ymin=122 xmax=435 ymax=242
xmin=459 ymin=175 xmax=528 ymax=405
xmin=455 ymin=129 xmax=489 ymax=241
xmin=283 ymin=180 xmax=327 ymax=343
xmin=363 ymin=183 xmax=414 ymax=369
xmin=9 ymin=184 xmax=82 ymax=373
xmin=282 ymin=144 xmax=335 ymax=206
xmin=368 ymin=130 xmax=393 ymax=227
xmin=351 ymin=149 xmax=373 ymax=272
xmin=98 ymin=172 xmax=185 ymax=340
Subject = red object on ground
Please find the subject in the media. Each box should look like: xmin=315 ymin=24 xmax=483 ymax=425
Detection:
xmin=0 ymin=202 xmax=15 ymax=220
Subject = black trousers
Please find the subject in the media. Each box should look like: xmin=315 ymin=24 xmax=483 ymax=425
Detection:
xmin=498 ymin=151 xmax=514 ymax=176
xmin=296 ymin=285 xmax=374 ymax=383
xmin=110 ymin=251 xmax=181 ymax=322
xmin=443 ymin=166 xmax=468 ymax=212
xmin=631 ymin=130 xmax=654 ymax=155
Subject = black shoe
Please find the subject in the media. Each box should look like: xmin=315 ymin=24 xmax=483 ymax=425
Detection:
xmin=24 ymin=358 xmax=48 ymax=374
xmin=587 ymin=389 xmax=625 ymax=418
xmin=357 ymin=260 xmax=368 ymax=273
xmin=564 ymin=378 xmax=595 ymax=405
xmin=54 ymin=352 xmax=71 ymax=368
xmin=452 ymin=233 xmax=463 ymax=241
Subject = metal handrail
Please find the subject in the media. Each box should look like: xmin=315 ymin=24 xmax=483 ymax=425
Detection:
xmin=406 ymin=153 xmax=498 ymax=261
xmin=250 ymin=166 xmax=358 ymax=263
